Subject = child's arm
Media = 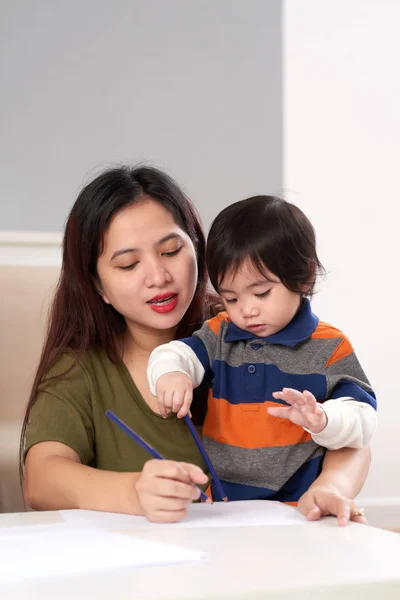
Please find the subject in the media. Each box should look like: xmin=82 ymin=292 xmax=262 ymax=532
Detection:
xmin=269 ymin=388 xmax=377 ymax=449
xmin=147 ymin=314 xmax=224 ymax=418
xmin=147 ymin=341 xmax=206 ymax=418
xmin=269 ymin=333 xmax=377 ymax=450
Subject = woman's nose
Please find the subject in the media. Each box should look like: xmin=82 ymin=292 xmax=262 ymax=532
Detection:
xmin=144 ymin=259 xmax=171 ymax=287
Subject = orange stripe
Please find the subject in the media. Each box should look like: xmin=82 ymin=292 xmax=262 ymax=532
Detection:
xmin=311 ymin=322 xmax=353 ymax=367
xmin=311 ymin=321 xmax=344 ymax=340
xmin=203 ymin=395 xmax=311 ymax=449
xmin=205 ymin=484 xmax=213 ymax=501
xmin=325 ymin=336 xmax=354 ymax=368
xmin=206 ymin=311 xmax=230 ymax=336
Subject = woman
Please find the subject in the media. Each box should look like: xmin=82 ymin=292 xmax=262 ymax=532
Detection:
xmin=22 ymin=165 xmax=369 ymax=525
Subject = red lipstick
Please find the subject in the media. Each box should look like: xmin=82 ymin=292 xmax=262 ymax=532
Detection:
xmin=148 ymin=292 xmax=178 ymax=314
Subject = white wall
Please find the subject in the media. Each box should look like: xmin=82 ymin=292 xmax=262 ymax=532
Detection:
xmin=284 ymin=0 xmax=400 ymax=503
xmin=0 ymin=0 xmax=282 ymax=232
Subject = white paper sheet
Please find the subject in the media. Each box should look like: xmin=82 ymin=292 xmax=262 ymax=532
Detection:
xmin=61 ymin=500 xmax=306 ymax=530
xmin=0 ymin=523 xmax=206 ymax=583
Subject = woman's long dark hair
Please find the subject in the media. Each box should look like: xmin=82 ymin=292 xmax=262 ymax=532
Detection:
xmin=20 ymin=165 xmax=218 ymax=472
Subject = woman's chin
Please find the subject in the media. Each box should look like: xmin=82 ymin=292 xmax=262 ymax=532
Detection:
xmin=144 ymin=309 xmax=184 ymax=333
xmin=124 ymin=301 xmax=188 ymax=334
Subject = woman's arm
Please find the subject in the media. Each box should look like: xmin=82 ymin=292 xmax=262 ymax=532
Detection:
xmin=24 ymin=442 xmax=143 ymax=514
xmin=314 ymin=446 xmax=371 ymax=497
xmin=297 ymin=446 xmax=370 ymax=526
xmin=24 ymin=442 xmax=207 ymax=521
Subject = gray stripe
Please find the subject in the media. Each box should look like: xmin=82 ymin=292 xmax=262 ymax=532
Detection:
xmin=204 ymin=436 xmax=325 ymax=491
xmin=195 ymin=319 xmax=373 ymax=399
xmin=193 ymin=320 xmax=219 ymax=362
xmin=215 ymin=336 xmax=342 ymax=373
xmin=326 ymin=352 xmax=373 ymax=395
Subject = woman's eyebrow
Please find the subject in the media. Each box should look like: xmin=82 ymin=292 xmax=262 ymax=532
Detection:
xmin=110 ymin=248 xmax=138 ymax=261
xmin=157 ymin=233 xmax=183 ymax=245
xmin=110 ymin=234 xmax=183 ymax=261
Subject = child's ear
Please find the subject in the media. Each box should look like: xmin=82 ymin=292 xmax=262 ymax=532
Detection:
xmin=309 ymin=259 xmax=317 ymax=279
xmin=302 ymin=260 xmax=317 ymax=295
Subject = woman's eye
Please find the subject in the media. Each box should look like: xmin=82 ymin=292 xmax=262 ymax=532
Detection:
xmin=225 ymin=298 xmax=237 ymax=304
xmin=119 ymin=263 xmax=138 ymax=271
xmin=256 ymin=290 xmax=270 ymax=298
xmin=162 ymin=247 xmax=182 ymax=257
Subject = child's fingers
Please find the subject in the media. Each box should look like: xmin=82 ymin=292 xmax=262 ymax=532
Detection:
xmin=155 ymin=391 xmax=167 ymax=418
xmin=302 ymin=390 xmax=318 ymax=413
xmin=272 ymin=390 xmax=294 ymax=404
xmin=283 ymin=388 xmax=307 ymax=405
xmin=303 ymin=390 xmax=317 ymax=403
xmin=267 ymin=406 xmax=291 ymax=419
xmin=162 ymin=390 xmax=174 ymax=418
xmin=177 ymin=388 xmax=193 ymax=419
xmin=158 ymin=400 xmax=170 ymax=420
xmin=273 ymin=388 xmax=306 ymax=406
xmin=172 ymin=391 xmax=185 ymax=415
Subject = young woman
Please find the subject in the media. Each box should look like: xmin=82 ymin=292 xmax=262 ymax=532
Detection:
xmin=22 ymin=166 xmax=370 ymax=525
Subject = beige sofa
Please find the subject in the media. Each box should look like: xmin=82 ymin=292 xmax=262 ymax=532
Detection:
xmin=0 ymin=265 xmax=59 ymax=512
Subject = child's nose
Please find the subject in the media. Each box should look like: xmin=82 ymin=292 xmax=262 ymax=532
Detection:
xmin=241 ymin=302 xmax=259 ymax=318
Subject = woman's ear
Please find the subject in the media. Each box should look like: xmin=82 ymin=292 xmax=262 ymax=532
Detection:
xmin=92 ymin=276 xmax=111 ymax=305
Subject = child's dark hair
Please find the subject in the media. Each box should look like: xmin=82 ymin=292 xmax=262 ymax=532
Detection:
xmin=206 ymin=195 xmax=324 ymax=296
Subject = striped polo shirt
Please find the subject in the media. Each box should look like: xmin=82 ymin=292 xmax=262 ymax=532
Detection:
xmin=181 ymin=300 xmax=377 ymax=502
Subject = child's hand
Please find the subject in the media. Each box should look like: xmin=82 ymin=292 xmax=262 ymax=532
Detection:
xmin=155 ymin=372 xmax=193 ymax=419
xmin=268 ymin=388 xmax=327 ymax=434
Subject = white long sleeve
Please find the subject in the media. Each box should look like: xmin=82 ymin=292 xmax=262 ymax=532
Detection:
xmin=147 ymin=340 xmax=205 ymax=396
xmin=309 ymin=398 xmax=377 ymax=450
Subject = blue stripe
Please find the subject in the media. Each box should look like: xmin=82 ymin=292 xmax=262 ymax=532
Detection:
xmin=331 ymin=381 xmax=377 ymax=410
xmin=180 ymin=336 xmax=211 ymax=374
xmin=214 ymin=455 xmax=323 ymax=502
xmin=212 ymin=361 xmax=327 ymax=404
xmin=276 ymin=455 xmax=324 ymax=502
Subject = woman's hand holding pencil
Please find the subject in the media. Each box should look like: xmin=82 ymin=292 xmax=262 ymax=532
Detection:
xmin=105 ymin=410 xmax=211 ymax=523
xmin=136 ymin=459 xmax=210 ymax=523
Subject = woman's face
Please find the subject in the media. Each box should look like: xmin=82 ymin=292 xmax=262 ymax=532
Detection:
xmin=96 ymin=198 xmax=198 ymax=336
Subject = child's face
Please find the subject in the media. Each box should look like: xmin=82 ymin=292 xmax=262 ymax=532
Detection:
xmin=219 ymin=258 xmax=302 ymax=337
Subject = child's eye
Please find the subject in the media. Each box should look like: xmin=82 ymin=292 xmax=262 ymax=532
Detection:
xmin=224 ymin=298 xmax=237 ymax=304
xmin=255 ymin=290 xmax=270 ymax=298
xmin=162 ymin=247 xmax=182 ymax=257
xmin=119 ymin=262 xmax=138 ymax=271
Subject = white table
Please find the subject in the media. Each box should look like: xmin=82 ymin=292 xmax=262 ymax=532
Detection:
xmin=1 ymin=509 xmax=400 ymax=599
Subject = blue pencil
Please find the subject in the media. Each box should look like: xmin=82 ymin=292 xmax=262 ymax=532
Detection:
xmin=183 ymin=415 xmax=228 ymax=502
xmin=105 ymin=410 xmax=211 ymax=504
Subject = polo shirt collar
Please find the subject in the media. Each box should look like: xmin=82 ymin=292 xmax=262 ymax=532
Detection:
xmin=224 ymin=298 xmax=319 ymax=347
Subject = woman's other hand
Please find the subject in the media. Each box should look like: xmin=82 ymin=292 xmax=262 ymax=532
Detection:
xmin=297 ymin=483 xmax=367 ymax=526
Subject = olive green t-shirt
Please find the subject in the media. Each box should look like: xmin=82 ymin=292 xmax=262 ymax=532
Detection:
xmin=25 ymin=348 xmax=209 ymax=476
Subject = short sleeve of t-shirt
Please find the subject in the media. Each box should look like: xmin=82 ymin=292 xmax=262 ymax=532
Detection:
xmin=24 ymin=348 xmax=210 ymax=476
xmin=24 ymin=354 xmax=95 ymax=465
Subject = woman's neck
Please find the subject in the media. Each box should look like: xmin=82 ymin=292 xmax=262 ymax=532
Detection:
xmin=122 ymin=323 xmax=176 ymax=361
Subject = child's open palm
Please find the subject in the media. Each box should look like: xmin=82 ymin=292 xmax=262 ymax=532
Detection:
xmin=268 ymin=388 xmax=327 ymax=434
